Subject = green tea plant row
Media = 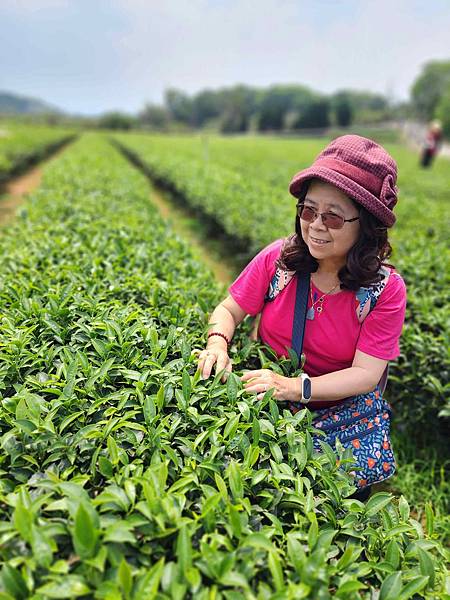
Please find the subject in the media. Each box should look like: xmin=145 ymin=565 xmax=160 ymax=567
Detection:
xmin=0 ymin=134 xmax=447 ymax=598
xmin=112 ymin=133 xmax=450 ymax=436
xmin=0 ymin=121 xmax=75 ymax=183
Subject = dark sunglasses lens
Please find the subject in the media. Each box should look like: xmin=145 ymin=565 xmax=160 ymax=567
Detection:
xmin=298 ymin=205 xmax=316 ymax=221
xmin=297 ymin=204 xmax=345 ymax=229
xmin=322 ymin=213 xmax=344 ymax=229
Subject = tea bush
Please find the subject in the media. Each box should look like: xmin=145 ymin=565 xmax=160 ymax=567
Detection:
xmin=0 ymin=121 xmax=75 ymax=183
xmin=112 ymin=134 xmax=449 ymax=438
xmin=0 ymin=135 xmax=448 ymax=598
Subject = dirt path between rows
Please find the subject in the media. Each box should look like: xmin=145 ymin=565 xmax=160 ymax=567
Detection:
xmin=149 ymin=187 xmax=238 ymax=287
xmin=0 ymin=145 xmax=70 ymax=226
xmin=113 ymin=141 xmax=240 ymax=287
xmin=0 ymin=168 xmax=43 ymax=225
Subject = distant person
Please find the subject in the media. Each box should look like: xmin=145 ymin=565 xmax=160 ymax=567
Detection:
xmin=420 ymin=120 xmax=443 ymax=168
xmin=197 ymin=135 xmax=407 ymax=501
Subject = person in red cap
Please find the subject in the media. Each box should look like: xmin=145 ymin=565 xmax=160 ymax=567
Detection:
xmin=197 ymin=135 xmax=407 ymax=499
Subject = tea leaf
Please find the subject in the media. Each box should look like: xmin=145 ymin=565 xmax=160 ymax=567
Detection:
xmin=398 ymin=495 xmax=410 ymax=521
xmin=182 ymin=370 xmax=191 ymax=404
xmin=73 ymin=502 xmax=98 ymax=559
xmin=36 ymin=577 xmax=91 ymax=598
xmin=133 ymin=558 xmax=165 ymax=600
xmin=397 ymin=576 xmax=430 ymax=600
xmin=385 ymin=540 xmax=400 ymax=570
xmin=227 ymin=461 xmax=243 ymax=500
xmin=177 ymin=526 xmax=193 ymax=574
xmin=13 ymin=493 xmax=33 ymax=542
xmin=118 ymin=558 xmax=133 ymax=600
xmin=365 ymin=493 xmax=392 ymax=517
xmin=417 ymin=547 xmax=435 ymax=588
xmin=424 ymin=501 xmax=434 ymax=537
xmin=227 ymin=372 xmax=239 ymax=403
xmin=0 ymin=565 xmax=28 ymax=600
xmin=379 ymin=572 xmax=402 ymax=600
xmin=268 ymin=551 xmax=284 ymax=591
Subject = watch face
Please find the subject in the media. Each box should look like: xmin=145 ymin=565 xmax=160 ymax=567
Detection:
xmin=303 ymin=378 xmax=312 ymax=400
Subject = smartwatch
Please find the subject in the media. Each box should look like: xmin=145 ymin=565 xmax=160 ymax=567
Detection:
xmin=299 ymin=373 xmax=312 ymax=404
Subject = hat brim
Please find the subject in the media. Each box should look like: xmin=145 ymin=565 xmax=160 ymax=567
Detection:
xmin=289 ymin=166 xmax=396 ymax=227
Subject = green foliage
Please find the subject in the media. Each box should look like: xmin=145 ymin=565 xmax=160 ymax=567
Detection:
xmin=151 ymin=85 xmax=391 ymax=132
xmin=1 ymin=134 xmax=448 ymax=596
xmin=291 ymin=97 xmax=331 ymax=130
xmin=0 ymin=121 xmax=74 ymax=182
xmin=329 ymin=90 xmax=390 ymax=125
xmin=411 ymin=60 xmax=450 ymax=119
xmin=257 ymin=85 xmax=316 ymax=131
xmin=332 ymin=92 xmax=354 ymax=127
xmin=435 ymin=83 xmax=450 ymax=139
xmin=139 ymin=105 xmax=170 ymax=131
xmin=97 ymin=112 xmax=136 ymax=131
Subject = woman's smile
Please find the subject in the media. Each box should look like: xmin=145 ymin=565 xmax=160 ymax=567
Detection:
xmin=309 ymin=235 xmax=330 ymax=245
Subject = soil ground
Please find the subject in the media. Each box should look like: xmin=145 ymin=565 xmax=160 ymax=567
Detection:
xmin=0 ymin=164 xmax=44 ymax=225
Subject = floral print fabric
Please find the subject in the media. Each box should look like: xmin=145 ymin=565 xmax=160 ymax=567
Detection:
xmin=289 ymin=388 xmax=395 ymax=489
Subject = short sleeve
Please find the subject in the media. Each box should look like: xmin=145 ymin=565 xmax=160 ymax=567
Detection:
xmin=356 ymin=272 xmax=407 ymax=360
xmin=228 ymin=239 xmax=283 ymax=316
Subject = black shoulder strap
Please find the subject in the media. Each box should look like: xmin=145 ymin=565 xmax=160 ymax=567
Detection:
xmin=292 ymin=273 xmax=310 ymax=358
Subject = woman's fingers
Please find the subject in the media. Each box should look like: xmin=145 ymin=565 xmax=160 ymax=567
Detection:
xmin=240 ymin=369 xmax=266 ymax=382
xmin=197 ymin=349 xmax=232 ymax=380
xmin=217 ymin=355 xmax=232 ymax=382
xmin=244 ymin=381 xmax=274 ymax=394
xmin=217 ymin=358 xmax=233 ymax=383
xmin=201 ymin=353 xmax=218 ymax=379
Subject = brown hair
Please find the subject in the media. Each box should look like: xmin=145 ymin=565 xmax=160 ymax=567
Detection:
xmin=278 ymin=181 xmax=393 ymax=291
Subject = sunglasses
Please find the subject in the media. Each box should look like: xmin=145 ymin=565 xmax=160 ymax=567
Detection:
xmin=297 ymin=203 xmax=360 ymax=230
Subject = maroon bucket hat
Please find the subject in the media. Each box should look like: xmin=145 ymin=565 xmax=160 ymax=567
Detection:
xmin=289 ymin=135 xmax=398 ymax=227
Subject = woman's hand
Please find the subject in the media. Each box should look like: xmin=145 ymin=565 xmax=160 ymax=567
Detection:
xmin=197 ymin=342 xmax=232 ymax=382
xmin=241 ymin=369 xmax=301 ymax=401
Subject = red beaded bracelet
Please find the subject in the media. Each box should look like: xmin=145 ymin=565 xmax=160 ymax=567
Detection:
xmin=207 ymin=332 xmax=230 ymax=346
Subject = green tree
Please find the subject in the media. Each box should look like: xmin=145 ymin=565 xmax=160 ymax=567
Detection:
xmin=332 ymin=92 xmax=353 ymax=127
xmin=291 ymin=97 xmax=330 ymax=129
xmin=191 ymin=90 xmax=223 ymax=126
xmin=258 ymin=85 xmax=315 ymax=131
xmin=97 ymin=111 xmax=136 ymax=130
xmin=411 ymin=60 xmax=450 ymax=119
xmin=330 ymin=90 xmax=388 ymax=124
xmin=139 ymin=104 xmax=169 ymax=130
xmin=219 ymin=85 xmax=258 ymax=133
xmin=435 ymin=83 xmax=450 ymax=139
xmin=165 ymin=89 xmax=193 ymax=123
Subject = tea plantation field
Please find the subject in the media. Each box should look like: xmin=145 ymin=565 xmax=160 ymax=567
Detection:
xmin=0 ymin=122 xmax=75 ymax=183
xmin=113 ymin=134 xmax=449 ymax=433
xmin=0 ymin=132 xmax=448 ymax=598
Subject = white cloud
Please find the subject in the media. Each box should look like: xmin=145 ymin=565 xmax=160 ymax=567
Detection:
xmin=1 ymin=0 xmax=449 ymax=113
xmin=112 ymin=0 xmax=450 ymax=105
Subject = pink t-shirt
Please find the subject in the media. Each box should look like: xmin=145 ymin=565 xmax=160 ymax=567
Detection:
xmin=229 ymin=239 xmax=406 ymax=404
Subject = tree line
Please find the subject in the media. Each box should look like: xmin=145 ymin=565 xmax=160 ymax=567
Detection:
xmin=95 ymin=59 xmax=450 ymax=137
xmin=99 ymin=85 xmax=392 ymax=133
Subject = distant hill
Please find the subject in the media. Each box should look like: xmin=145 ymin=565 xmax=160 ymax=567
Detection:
xmin=0 ymin=91 xmax=63 ymax=115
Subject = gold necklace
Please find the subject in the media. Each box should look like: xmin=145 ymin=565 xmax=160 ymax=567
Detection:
xmin=307 ymin=280 xmax=340 ymax=320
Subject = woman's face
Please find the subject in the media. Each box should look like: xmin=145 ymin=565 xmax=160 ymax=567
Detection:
xmin=299 ymin=180 xmax=361 ymax=269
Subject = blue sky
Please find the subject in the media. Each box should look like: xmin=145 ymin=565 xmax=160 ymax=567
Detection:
xmin=1 ymin=0 xmax=449 ymax=115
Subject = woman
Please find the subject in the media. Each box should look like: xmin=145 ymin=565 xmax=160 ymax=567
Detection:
xmin=420 ymin=120 xmax=442 ymax=168
xmin=197 ymin=135 xmax=407 ymax=499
